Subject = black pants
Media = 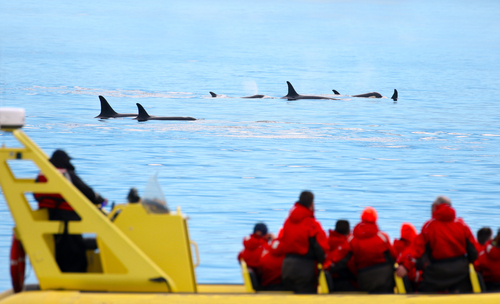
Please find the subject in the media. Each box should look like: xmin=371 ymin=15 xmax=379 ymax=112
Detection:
xmin=419 ymin=256 xmax=472 ymax=293
xmin=49 ymin=209 xmax=88 ymax=273
xmin=282 ymin=255 xmax=317 ymax=294
xmin=329 ymin=268 xmax=358 ymax=292
xmin=357 ymin=263 xmax=395 ymax=294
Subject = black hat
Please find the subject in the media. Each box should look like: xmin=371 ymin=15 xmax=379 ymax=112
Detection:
xmin=253 ymin=223 xmax=268 ymax=235
xmin=50 ymin=149 xmax=74 ymax=171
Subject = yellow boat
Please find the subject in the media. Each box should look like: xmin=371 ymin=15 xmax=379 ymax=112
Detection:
xmin=0 ymin=108 xmax=498 ymax=303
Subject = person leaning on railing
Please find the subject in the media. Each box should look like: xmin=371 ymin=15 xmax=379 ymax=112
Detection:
xmin=395 ymin=196 xmax=478 ymax=293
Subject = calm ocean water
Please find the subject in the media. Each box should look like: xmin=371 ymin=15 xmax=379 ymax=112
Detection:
xmin=1 ymin=0 xmax=500 ymax=289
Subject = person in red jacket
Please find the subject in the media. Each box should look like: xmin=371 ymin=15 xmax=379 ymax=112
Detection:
xmin=258 ymin=237 xmax=285 ymax=290
xmin=394 ymin=223 xmax=417 ymax=256
xmin=395 ymin=196 xmax=478 ymax=293
xmin=393 ymin=222 xmax=421 ymax=291
xmin=34 ymin=149 xmax=106 ymax=273
xmin=476 ymin=227 xmax=492 ymax=253
xmin=475 ymin=230 xmax=500 ymax=291
xmin=273 ymin=191 xmax=329 ymax=294
xmin=325 ymin=220 xmax=358 ymax=291
xmin=348 ymin=207 xmax=397 ymax=293
xmin=237 ymin=223 xmax=271 ymax=269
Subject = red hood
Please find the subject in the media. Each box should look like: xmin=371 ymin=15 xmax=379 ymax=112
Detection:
xmin=353 ymin=222 xmax=379 ymax=239
xmin=485 ymin=241 xmax=500 ymax=261
xmin=288 ymin=202 xmax=314 ymax=224
xmin=432 ymin=204 xmax=456 ymax=222
xmin=400 ymin=223 xmax=417 ymax=241
xmin=243 ymin=234 xmax=266 ymax=250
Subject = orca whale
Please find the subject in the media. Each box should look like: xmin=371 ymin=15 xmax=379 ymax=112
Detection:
xmin=135 ymin=103 xmax=196 ymax=122
xmin=95 ymin=96 xmax=137 ymax=118
xmin=332 ymin=89 xmax=398 ymax=101
xmin=210 ymin=92 xmax=266 ymax=98
xmin=283 ymin=82 xmax=338 ymax=100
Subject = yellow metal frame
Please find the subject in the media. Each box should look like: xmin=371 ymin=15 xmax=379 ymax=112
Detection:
xmin=317 ymin=264 xmax=329 ymax=294
xmin=0 ymin=129 xmax=177 ymax=292
xmin=469 ymin=263 xmax=482 ymax=293
xmin=239 ymin=260 xmax=255 ymax=293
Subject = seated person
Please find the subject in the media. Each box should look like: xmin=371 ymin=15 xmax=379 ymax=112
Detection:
xmin=475 ymin=229 xmax=500 ymax=291
xmin=477 ymin=227 xmax=493 ymax=252
xmin=393 ymin=223 xmax=417 ymax=256
xmin=396 ymin=196 xmax=478 ymax=293
xmin=348 ymin=207 xmax=397 ymax=293
xmin=273 ymin=191 xmax=329 ymax=294
xmin=237 ymin=223 xmax=272 ymax=269
xmin=393 ymin=222 xmax=421 ymax=291
xmin=34 ymin=150 xmax=106 ymax=272
xmin=258 ymin=235 xmax=285 ymax=291
xmin=325 ymin=220 xmax=358 ymax=291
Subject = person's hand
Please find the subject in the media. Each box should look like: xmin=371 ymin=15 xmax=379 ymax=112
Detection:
xmin=100 ymin=199 xmax=108 ymax=208
xmin=395 ymin=265 xmax=408 ymax=278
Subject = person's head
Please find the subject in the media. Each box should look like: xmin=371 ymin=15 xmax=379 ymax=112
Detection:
xmin=400 ymin=222 xmax=417 ymax=241
xmin=335 ymin=220 xmax=350 ymax=236
xmin=477 ymin=227 xmax=492 ymax=245
xmin=361 ymin=207 xmax=378 ymax=224
xmin=253 ymin=222 xmax=268 ymax=237
xmin=431 ymin=196 xmax=451 ymax=214
xmin=297 ymin=190 xmax=314 ymax=210
xmin=50 ymin=149 xmax=74 ymax=171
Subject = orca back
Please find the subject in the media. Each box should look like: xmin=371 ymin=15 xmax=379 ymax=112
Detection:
xmin=391 ymin=89 xmax=398 ymax=101
xmin=286 ymin=81 xmax=299 ymax=98
xmin=136 ymin=103 xmax=151 ymax=121
xmin=96 ymin=96 xmax=118 ymax=118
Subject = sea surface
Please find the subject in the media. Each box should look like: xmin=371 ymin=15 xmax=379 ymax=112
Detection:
xmin=1 ymin=0 xmax=500 ymax=290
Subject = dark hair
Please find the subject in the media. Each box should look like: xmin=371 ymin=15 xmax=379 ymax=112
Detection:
xmin=254 ymin=223 xmax=268 ymax=235
xmin=477 ymin=227 xmax=492 ymax=245
xmin=335 ymin=220 xmax=350 ymax=236
xmin=50 ymin=149 xmax=75 ymax=171
xmin=297 ymin=191 xmax=314 ymax=208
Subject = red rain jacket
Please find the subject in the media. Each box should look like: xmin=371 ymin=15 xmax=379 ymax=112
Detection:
xmin=258 ymin=240 xmax=285 ymax=287
xmin=349 ymin=222 xmax=397 ymax=270
xmin=475 ymin=241 xmax=500 ymax=283
xmin=273 ymin=203 xmax=329 ymax=257
xmin=237 ymin=234 xmax=270 ymax=269
xmin=397 ymin=204 xmax=477 ymax=271
xmin=324 ymin=230 xmax=350 ymax=269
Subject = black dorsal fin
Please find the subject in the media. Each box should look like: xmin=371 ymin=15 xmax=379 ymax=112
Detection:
xmin=391 ymin=89 xmax=398 ymax=101
xmin=332 ymin=89 xmax=340 ymax=95
xmin=209 ymin=92 xmax=217 ymax=97
xmin=136 ymin=103 xmax=151 ymax=121
xmin=286 ymin=81 xmax=299 ymax=97
xmin=96 ymin=96 xmax=118 ymax=118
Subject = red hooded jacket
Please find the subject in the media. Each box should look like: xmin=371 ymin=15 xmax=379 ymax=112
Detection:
xmin=393 ymin=223 xmax=417 ymax=257
xmin=475 ymin=241 xmax=500 ymax=283
xmin=349 ymin=222 xmax=397 ymax=270
xmin=397 ymin=204 xmax=477 ymax=272
xmin=324 ymin=230 xmax=350 ymax=269
xmin=258 ymin=239 xmax=285 ymax=287
xmin=237 ymin=234 xmax=270 ymax=269
xmin=273 ymin=203 xmax=329 ymax=258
